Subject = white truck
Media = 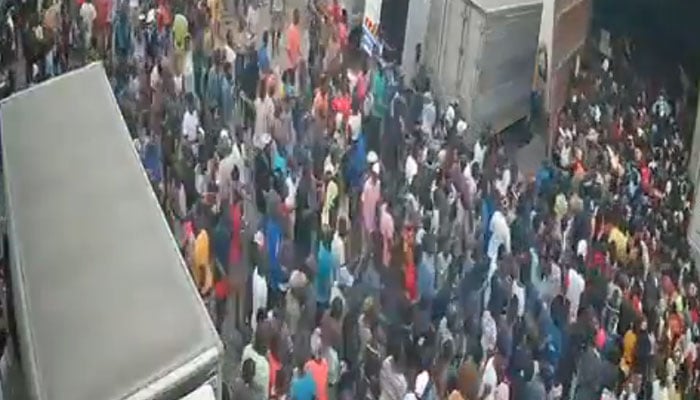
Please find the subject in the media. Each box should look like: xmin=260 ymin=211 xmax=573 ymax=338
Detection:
xmin=0 ymin=64 xmax=223 ymax=400
xmin=424 ymin=0 xmax=543 ymax=134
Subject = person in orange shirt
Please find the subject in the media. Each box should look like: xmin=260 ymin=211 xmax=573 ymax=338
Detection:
xmin=286 ymin=9 xmax=302 ymax=71
xmin=268 ymin=334 xmax=283 ymax=397
xmin=305 ymin=337 xmax=329 ymax=400
xmin=313 ymin=78 xmax=329 ymax=123
xmin=331 ymin=83 xmax=352 ymax=123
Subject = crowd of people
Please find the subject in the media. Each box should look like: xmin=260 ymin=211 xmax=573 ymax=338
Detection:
xmin=9 ymin=0 xmax=700 ymax=399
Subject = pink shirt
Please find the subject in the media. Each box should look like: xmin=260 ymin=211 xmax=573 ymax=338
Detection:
xmin=361 ymin=178 xmax=381 ymax=232
xmin=380 ymin=204 xmax=394 ymax=267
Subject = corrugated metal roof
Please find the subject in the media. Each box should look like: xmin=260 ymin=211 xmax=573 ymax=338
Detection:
xmin=0 ymin=63 xmax=220 ymax=400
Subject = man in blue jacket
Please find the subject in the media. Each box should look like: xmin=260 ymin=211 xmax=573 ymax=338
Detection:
xmin=344 ymin=113 xmax=366 ymax=187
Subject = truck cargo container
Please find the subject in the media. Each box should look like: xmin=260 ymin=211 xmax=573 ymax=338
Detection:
xmin=424 ymin=0 xmax=543 ymax=134
xmin=0 ymin=63 xmax=223 ymax=400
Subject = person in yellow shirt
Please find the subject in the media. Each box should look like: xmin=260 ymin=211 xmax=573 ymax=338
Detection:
xmin=621 ymin=327 xmax=637 ymax=376
xmin=207 ymin=0 xmax=222 ymax=38
xmin=608 ymin=224 xmax=629 ymax=264
xmin=192 ymin=227 xmax=214 ymax=295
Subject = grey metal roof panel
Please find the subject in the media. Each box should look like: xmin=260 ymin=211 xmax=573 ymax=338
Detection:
xmin=469 ymin=0 xmax=542 ymax=13
xmin=0 ymin=64 xmax=221 ymax=400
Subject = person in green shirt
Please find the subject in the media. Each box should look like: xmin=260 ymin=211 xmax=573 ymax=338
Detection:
xmin=371 ymin=67 xmax=386 ymax=119
xmin=365 ymin=66 xmax=386 ymax=154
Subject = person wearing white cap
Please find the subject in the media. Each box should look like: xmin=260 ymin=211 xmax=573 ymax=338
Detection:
xmin=251 ymin=231 xmax=268 ymax=333
xmin=367 ymin=150 xmax=379 ymax=165
xmin=321 ymin=155 xmax=339 ymax=229
xmin=361 ymin=152 xmax=382 ymax=256
xmin=346 ymin=112 xmax=367 ymax=193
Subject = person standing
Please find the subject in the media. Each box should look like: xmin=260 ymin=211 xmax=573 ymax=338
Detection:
xmin=242 ymin=326 xmax=271 ymax=400
xmin=232 ymin=359 xmax=265 ymax=400
xmin=228 ymin=174 xmax=247 ymax=330
xmin=79 ymin=0 xmax=97 ymax=52
xmin=291 ymin=357 xmax=317 ymax=400
xmin=113 ymin=3 xmax=132 ymax=65
xmin=306 ymin=336 xmax=330 ymax=400
xmin=380 ymin=201 xmax=394 ymax=269
xmin=285 ymin=9 xmax=302 ymax=73
xmin=270 ymin=0 xmax=284 ymax=57
xmin=220 ymin=62 xmax=235 ymax=131
xmin=192 ymin=222 xmax=214 ymax=296
xmin=361 ymin=158 xmax=380 ymax=256
xmin=316 ymin=231 xmax=335 ymax=318
xmin=93 ymin=0 xmax=112 ymax=57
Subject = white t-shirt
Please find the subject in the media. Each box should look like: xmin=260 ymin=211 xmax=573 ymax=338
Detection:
xmin=251 ymin=267 xmax=268 ymax=332
xmin=79 ymin=3 xmax=97 ymax=37
xmin=405 ymin=155 xmax=418 ymax=186
xmin=332 ymin=233 xmax=346 ymax=268
xmin=479 ymin=356 xmax=497 ymax=400
xmin=182 ymin=110 xmax=200 ymax=142
xmin=488 ymin=210 xmax=511 ymax=260
xmin=566 ymin=268 xmax=586 ymax=321
xmin=474 ymin=140 xmax=487 ymax=168
xmin=224 ymin=45 xmax=236 ymax=66
xmin=150 ymin=65 xmax=161 ymax=90
xmin=246 ymin=5 xmax=259 ymax=34
xmin=512 ymin=281 xmax=526 ymax=317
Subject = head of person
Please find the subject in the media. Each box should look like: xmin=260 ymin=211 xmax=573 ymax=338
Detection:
xmin=330 ymin=296 xmax=344 ymax=320
xmin=337 ymin=216 xmax=348 ymax=238
xmin=293 ymin=8 xmax=300 ymax=25
xmin=262 ymin=30 xmax=269 ymax=47
xmin=295 ymin=356 xmax=308 ymax=376
xmin=253 ymin=319 xmax=269 ymax=355
xmin=183 ymin=90 xmax=195 ymax=110
xmin=241 ymin=358 xmax=256 ymax=385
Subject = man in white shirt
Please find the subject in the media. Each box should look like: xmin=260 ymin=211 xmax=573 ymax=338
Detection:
xmin=80 ymin=0 xmax=97 ymax=49
xmin=473 ymin=137 xmax=487 ymax=169
xmin=566 ymin=267 xmax=585 ymax=323
xmin=251 ymin=232 xmax=268 ymax=332
xmin=494 ymin=167 xmax=511 ymax=198
xmin=246 ymin=3 xmax=259 ymax=36
xmin=487 ymin=208 xmax=511 ymax=263
xmin=331 ymin=218 xmax=347 ymax=272
xmin=181 ymin=94 xmax=200 ymax=144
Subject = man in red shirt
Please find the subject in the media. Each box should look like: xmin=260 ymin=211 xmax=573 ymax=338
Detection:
xmin=93 ymin=0 xmax=112 ymax=56
xmin=229 ymin=180 xmax=246 ymax=330
xmin=327 ymin=0 xmax=341 ymax=24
